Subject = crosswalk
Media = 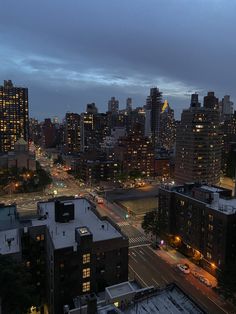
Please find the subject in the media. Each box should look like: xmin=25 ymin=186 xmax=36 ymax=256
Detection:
xmin=129 ymin=236 xmax=150 ymax=245
xmin=117 ymin=221 xmax=150 ymax=247
xmin=117 ymin=221 xmax=130 ymax=227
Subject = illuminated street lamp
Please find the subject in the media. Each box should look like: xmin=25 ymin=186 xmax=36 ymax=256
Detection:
xmin=211 ymin=262 xmax=216 ymax=269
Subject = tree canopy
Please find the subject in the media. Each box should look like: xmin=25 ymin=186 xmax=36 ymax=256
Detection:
xmin=0 ymin=255 xmax=39 ymax=314
xmin=141 ymin=210 xmax=159 ymax=241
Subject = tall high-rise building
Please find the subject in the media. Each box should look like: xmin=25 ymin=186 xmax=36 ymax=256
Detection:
xmin=203 ymin=91 xmax=219 ymax=110
xmin=86 ymin=103 xmax=98 ymax=114
xmin=175 ymin=93 xmax=221 ymax=185
xmin=108 ymin=97 xmax=119 ymax=114
xmin=126 ymin=97 xmax=132 ymax=112
xmin=0 ymin=80 xmax=29 ymax=152
xmin=65 ymin=113 xmax=80 ymax=153
xmin=146 ymin=87 xmax=162 ymax=149
xmin=219 ymin=95 xmax=234 ymax=120
xmin=159 ymin=100 xmax=175 ymax=151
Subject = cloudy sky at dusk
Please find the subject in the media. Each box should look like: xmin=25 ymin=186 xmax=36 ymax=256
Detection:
xmin=0 ymin=0 xmax=235 ymax=119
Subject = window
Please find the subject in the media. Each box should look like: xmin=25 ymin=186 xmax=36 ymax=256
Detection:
xmin=83 ymin=253 xmax=90 ymax=264
xmin=36 ymin=234 xmax=45 ymax=241
xmin=209 ymin=214 xmax=213 ymax=222
xmin=208 ymin=224 xmax=213 ymax=231
xmin=82 ymin=281 xmax=90 ymax=293
xmin=83 ymin=268 xmax=90 ymax=278
xmin=207 ymin=252 xmax=212 ymax=260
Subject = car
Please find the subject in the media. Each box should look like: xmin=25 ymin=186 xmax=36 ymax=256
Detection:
xmin=151 ymin=242 xmax=161 ymax=250
xmin=198 ymin=275 xmax=212 ymax=287
xmin=177 ymin=263 xmax=190 ymax=274
xmin=192 ymin=271 xmax=200 ymax=279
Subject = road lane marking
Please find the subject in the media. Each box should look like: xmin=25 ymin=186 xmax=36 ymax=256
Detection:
xmin=129 ymin=255 xmax=138 ymax=263
xmin=129 ymin=243 xmax=150 ymax=249
xmin=161 ymin=276 xmax=168 ymax=284
xmin=152 ymin=278 xmax=160 ymax=287
xmin=129 ymin=265 xmax=148 ymax=287
xmin=207 ymin=297 xmax=228 ymax=314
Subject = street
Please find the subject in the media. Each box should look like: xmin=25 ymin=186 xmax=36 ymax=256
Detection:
xmin=1 ymin=153 xmax=236 ymax=314
xmin=129 ymin=245 xmax=234 ymax=314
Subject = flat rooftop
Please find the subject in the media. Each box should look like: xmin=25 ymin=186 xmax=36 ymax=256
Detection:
xmin=106 ymin=281 xmax=134 ymax=298
xmin=0 ymin=228 xmax=20 ymax=255
xmin=0 ymin=205 xmax=19 ymax=230
xmin=33 ymin=198 xmax=124 ymax=249
xmin=125 ymin=286 xmax=205 ymax=314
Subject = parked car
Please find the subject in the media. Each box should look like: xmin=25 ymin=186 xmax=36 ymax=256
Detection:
xmin=198 ymin=275 xmax=212 ymax=287
xmin=151 ymin=242 xmax=161 ymax=250
xmin=177 ymin=263 xmax=190 ymax=274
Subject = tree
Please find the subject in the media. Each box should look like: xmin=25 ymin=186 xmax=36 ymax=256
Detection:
xmin=141 ymin=210 xmax=159 ymax=241
xmin=217 ymin=262 xmax=236 ymax=299
xmin=0 ymin=255 xmax=39 ymax=314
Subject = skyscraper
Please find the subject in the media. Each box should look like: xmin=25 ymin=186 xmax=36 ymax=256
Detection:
xmin=203 ymin=91 xmax=219 ymax=110
xmin=65 ymin=113 xmax=80 ymax=153
xmin=126 ymin=97 xmax=132 ymax=112
xmin=108 ymin=97 xmax=119 ymax=114
xmin=0 ymin=80 xmax=29 ymax=152
xmin=159 ymin=100 xmax=175 ymax=151
xmin=219 ymin=95 xmax=234 ymax=120
xmin=146 ymin=87 xmax=162 ymax=149
xmin=175 ymin=93 xmax=221 ymax=184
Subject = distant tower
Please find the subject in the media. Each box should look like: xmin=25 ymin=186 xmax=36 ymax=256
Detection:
xmin=86 ymin=103 xmax=98 ymax=114
xmin=203 ymin=91 xmax=219 ymax=110
xmin=108 ymin=97 xmax=119 ymax=114
xmin=0 ymin=80 xmax=29 ymax=152
xmin=126 ymin=98 xmax=132 ymax=112
xmin=220 ymin=95 xmax=234 ymax=120
xmin=65 ymin=113 xmax=80 ymax=153
xmin=190 ymin=93 xmax=201 ymax=108
xmin=159 ymin=100 xmax=175 ymax=150
xmin=146 ymin=87 xmax=162 ymax=149
xmin=175 ymin=93 xmax=221 ymax=184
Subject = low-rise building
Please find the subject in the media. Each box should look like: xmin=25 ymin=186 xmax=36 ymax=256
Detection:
xmin=158 ymin=183 xmax=236 ymax=275
xmin=66 ymin=282 xmax=206 ymax=314
xmin=0 ymin=138 xmax=36 ymax=171
xmin=0 ymin=198 xmax=128 ymax=314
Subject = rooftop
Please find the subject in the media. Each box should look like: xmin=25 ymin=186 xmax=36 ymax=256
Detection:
xmin=163 ymin=184 xmax=236 ymax=215
xmin=0 ymin=205 xmax=19 ymax=230
xmin=98 ymin=284 xmax=205 ymax=314
xmin=106 ymin=281 xmax=134 ymax=299
xmin=34 ymin=198 xmax=124 ymax=249
xmin=0 ymin=228 xmax=20 ymax=255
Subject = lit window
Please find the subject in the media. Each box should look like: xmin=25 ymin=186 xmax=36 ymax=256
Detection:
xmin=83 ymin=253 xmax=90 ymax=264
xmin=83 ymin=268 xmax=90 ymax=278
xmin=82 ymin=281 xmax=90 ymax=292
xmin=208 ymin=224 xmax=213 ymax=231
xmin=207 ymin=252 xmax=212 ymax=260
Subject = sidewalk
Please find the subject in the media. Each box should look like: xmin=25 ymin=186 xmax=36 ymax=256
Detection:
xmin=134 ymin=222 xmax=218 ymax=287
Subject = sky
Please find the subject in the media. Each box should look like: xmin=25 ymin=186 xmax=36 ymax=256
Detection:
xmin=0 ymin=0 xmax=236 ymax=120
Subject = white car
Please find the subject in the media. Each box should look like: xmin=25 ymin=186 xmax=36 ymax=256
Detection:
xmin=177 ymin=263 xmax=190 ymax=274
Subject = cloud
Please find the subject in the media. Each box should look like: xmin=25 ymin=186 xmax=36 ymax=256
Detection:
xmin=0 ymin=0 xmax=235 ymax=119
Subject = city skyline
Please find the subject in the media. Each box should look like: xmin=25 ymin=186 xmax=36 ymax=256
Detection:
xmin=0 ymin=0 xmax=236 ymax=119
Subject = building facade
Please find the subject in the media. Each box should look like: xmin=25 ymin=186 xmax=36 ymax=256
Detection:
xmin=0 ymin=80 xmax=29 ymax=152
xmin=65 ymin=113 xmax=81 ymax=154
xmin=175 ymin=93 xmax=221 ymax=185
xmin=158 ymin=184 xmax=236 ymax=275
xmin=146 ymin=87 xmax=162 ymax=149
xmin=0 ymin=198 xmax=128 ymax=314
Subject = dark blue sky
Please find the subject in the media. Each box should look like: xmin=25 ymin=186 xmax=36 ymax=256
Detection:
xmin=0 ymin=0 xmax=235 ymax=120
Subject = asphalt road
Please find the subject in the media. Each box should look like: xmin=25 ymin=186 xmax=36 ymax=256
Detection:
xmin=129 ymin=245 xmax=235 ymax=314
